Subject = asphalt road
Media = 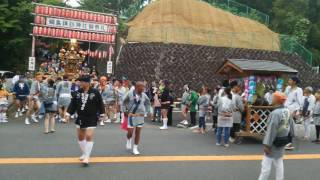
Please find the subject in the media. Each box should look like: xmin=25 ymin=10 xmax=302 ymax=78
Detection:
xmin=0 ymin=112 xmax=320 ymax=180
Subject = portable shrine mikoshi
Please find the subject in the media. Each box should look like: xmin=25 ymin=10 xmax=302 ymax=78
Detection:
xmin=216 ymin=59 xmax=298 ymax=138
xmin=58 ymin=39 xmax=86 ymax=76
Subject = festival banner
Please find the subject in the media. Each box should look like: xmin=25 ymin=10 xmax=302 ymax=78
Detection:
xmin=32 ymin=3 xmax=117 ymax=44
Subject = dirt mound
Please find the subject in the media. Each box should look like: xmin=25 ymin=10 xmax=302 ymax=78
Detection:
xmin=127 ymin=0 xmax=280 ymax=51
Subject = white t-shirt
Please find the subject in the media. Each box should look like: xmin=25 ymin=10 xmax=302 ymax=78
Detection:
xmin=284 ymin=86 xmax=303 ymax=112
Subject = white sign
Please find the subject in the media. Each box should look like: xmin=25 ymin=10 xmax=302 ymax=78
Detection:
xmin=46 ymin=17 xmax=112 ymax=33
xmin=28 ymin=57 xmax=36 ymax=71
xmin=107 ymin=61 xmax=113 ymax=74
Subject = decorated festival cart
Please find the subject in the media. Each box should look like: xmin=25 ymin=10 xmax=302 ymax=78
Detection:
xmin=216 ymin=59 xmax=298 ymax=138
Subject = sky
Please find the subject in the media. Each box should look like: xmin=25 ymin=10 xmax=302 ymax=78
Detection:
xmin=64 ymin=0 xmax=80 ymax=7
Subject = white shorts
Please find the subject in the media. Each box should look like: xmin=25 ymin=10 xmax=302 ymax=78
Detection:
xmin=127 ymin=124 xmax=143 ymax=128
xmin=76 ymin=125 xmax=97 ymax=129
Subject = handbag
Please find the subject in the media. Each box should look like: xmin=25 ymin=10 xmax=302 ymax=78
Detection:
xmin=273 ymin=108 xmax=292 ymax=147
xmin=273 ymin=135 xmax=291 ymax=147
xmin=43 ymin=101 xmax=53 ymax=108
xmin=121 ymin=115 xmax=128 ymax=131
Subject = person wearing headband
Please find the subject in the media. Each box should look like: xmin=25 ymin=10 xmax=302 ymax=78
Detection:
xmin=258 ymin=91 xmax=294 ymax=180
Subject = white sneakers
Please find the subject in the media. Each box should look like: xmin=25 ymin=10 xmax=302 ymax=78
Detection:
xmin=25 ymin=118 xmax=30 ymax=125
xmin=31 ymin=115 xmax=39 ymax=123
xmin=15 ymin=111 xmax=23 ymax=118
xmin=126 ymin=138 xmax=132 ymax=150
xmin=179 ymin=120 xmax=189 ymax=125
xmin=229 ymin=137 xmax=235 ymax=143
xmin=79 ymin=154 xmax=86 ymax=161
xmin=100 ymin=121 xmax=105 ymax=126
xmin=132 ymin=145 xmax=140 ymax=155
xmin=126 ymin=139 xmax=140 ymax=155
xmin=105 ymin=119 xmax=112 ymax=123
xmin=159 ymin=126 xmax=168 ymax=130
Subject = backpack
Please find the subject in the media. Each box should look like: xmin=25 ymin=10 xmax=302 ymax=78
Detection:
xmin=44 ymin=87 xmax=55 ymax=105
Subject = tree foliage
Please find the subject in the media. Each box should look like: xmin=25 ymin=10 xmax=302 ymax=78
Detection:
xmin=1 ymin=0 xmax=320 ymax=73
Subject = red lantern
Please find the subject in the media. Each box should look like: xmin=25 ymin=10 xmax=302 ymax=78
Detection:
xmin=55 ymin=29 xmax=59 ymax=37
xmin=80 ymin=12 xmax=85 ymax=20
xmin=35 ymin=6 xmax=40 ymax=14
xmin=53 ymin=8 xmax=57 ymax=16
xmin=51 ymin=28 xmax=56 ymax=37
xmin=106 ymin=35 xmax=110 ymax=42
xmin=63 ymin=29 xmax=68 ymax=38
xmin=84 ymin=33 xmax=90 ymax=41
xmin=80 ymin=32 xmax=84 ymax=40
xmin=111 ymin=35 xmax=115 ymax=43
xmin=47 ymin=28 xmax=51 ymax=36
xmin=35 ymin=16 xmax=40 ymax=24
xmin=96 ymin=34 xmax=101 ymax=42
xmin=61 ymin=9 xmax=66 ymax=17
xmin=80 ymin=11 xmax=84 ymax=19
xmin=38 ymin=6 xmax=44 ymax=14
xmin=108 ymin=16 xmax=112 ymax=24
xmin=104 ymin=16 xmax=108 ymax=23
xmin=98 ymin=51 xmax=102 ymax=59
xmin=76 ymin=31 xmax=81 ymax=39
xmin=71 ymin=31 xmax=75 ymax=38
xmin=33 ymin=27 xmax=38 ymax=35
xmin=95 ymin=50 xmax=98 ymax=57
xmin=68 ymin=31 xmax=72 ymax=38
xmin=74 ymin=11 xmax=78 ymax=19
xmin=59 ymin=29 xmax=63 ymax=38
xmin=44 ymin=6 xmax=49 ymax=15
xmin=113 ymin=17 xmax=117 ymax=24
xmin=41 ymin=17 xmax=46 ymax=25
xmin=56 ymin=8 xmax=61 ymax=17
xmin=100 ymin=15 xmax=105 ymax=23
xmin=88 ymin=33 xmax=92 ymax=41
xmin=48 ymin=7 xmax=53 ymax=16
xmin=89 ymin=13 xmax=94 ymax=21
xmin=93 ymin=14 xmax=97 ymax=22
xmin=85 ymin=12 xmax=89 ymax=21
xmin=92 ymin=33 xmax=96 ymax=41
xmin=66 ymin=10 xmax=71 ymax=18
xmin=97 ymin=15 xmax=101 ymax=23
xmin=42 ymin=27 xmax=48 ymax=36
xmin=70 ymin=10 xmax=75 ymax=18
xmin=38 ymin=27 xmax=43 ymax=35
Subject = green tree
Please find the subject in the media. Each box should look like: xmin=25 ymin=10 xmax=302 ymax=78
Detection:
xmin=0 ymin=0 xmax=33 ymax=72
xmin=293 ymin=18 xmax=310 ymax=45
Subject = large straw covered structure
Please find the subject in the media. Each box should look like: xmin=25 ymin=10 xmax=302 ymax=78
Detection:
xmin=127 ymin=0 xmax=280 ymax=51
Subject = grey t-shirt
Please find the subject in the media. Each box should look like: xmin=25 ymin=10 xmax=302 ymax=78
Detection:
xmin=263 ymin=106 xmax=294 ymax=159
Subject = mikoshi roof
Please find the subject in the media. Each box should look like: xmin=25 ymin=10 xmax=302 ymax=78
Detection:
xmin=127 ymin=0 xmax=280 ymax=51
xmin=217 ymin=59 xmax=298 ymax=75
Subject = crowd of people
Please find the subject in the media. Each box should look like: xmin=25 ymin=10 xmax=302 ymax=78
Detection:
xmin=1 ymin=70 xmax=320 ymax=177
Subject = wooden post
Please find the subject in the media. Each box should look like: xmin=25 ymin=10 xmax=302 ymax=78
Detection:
xmin=245 ymin=105 xmax=251 ymax=132
xmin=31 ymin=36 xmax=36 ymax=57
